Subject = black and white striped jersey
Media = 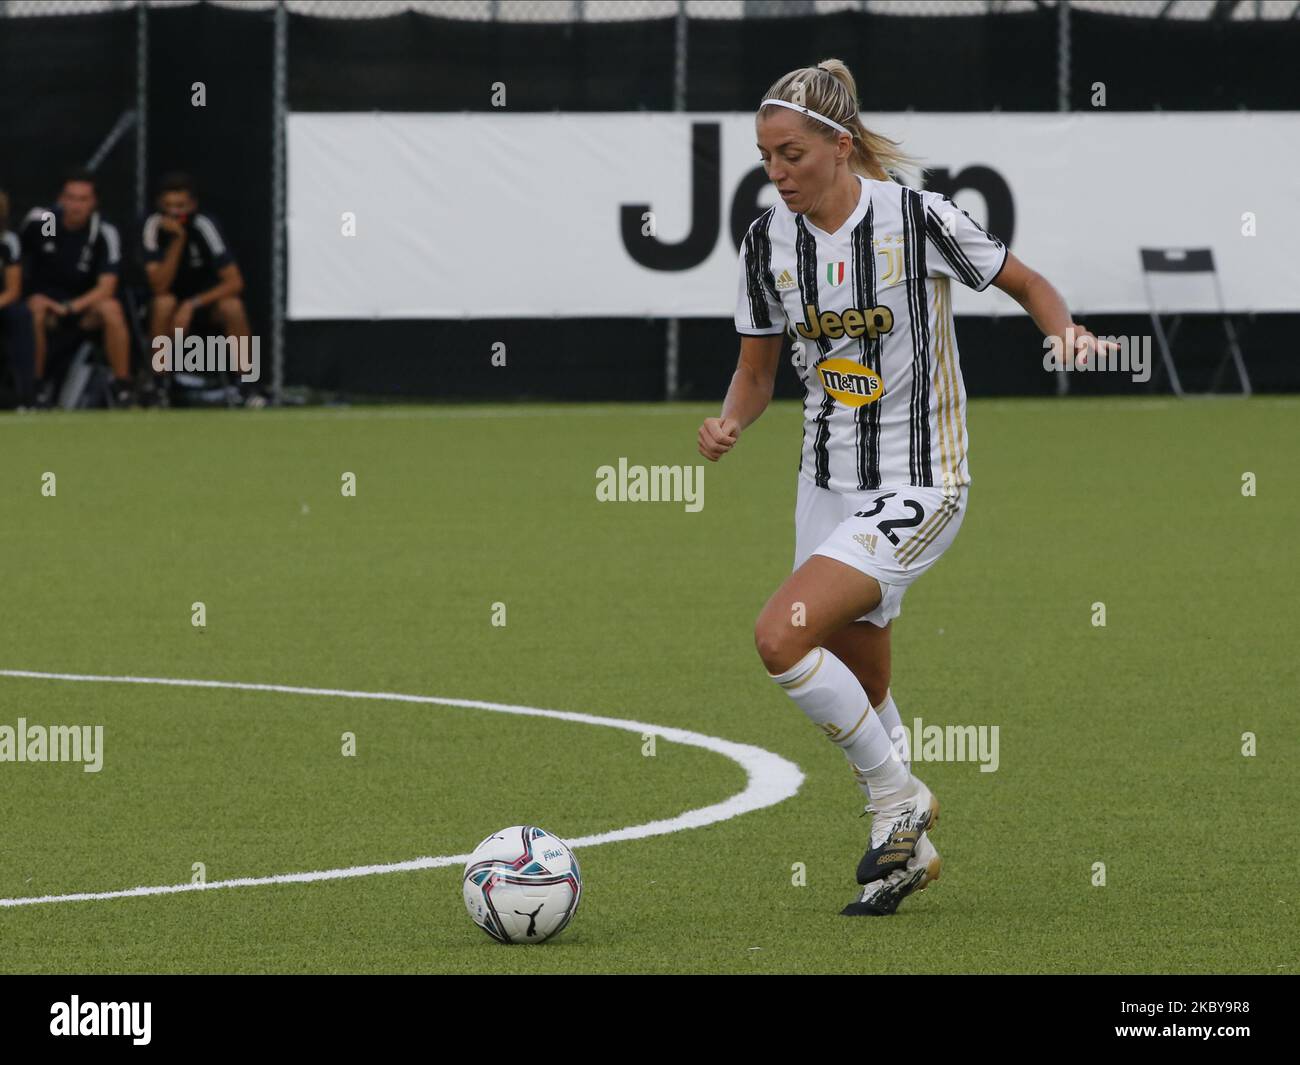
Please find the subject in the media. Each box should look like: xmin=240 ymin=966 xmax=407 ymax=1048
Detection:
xmin=735 ymin=174 xmax=1007 ymax=493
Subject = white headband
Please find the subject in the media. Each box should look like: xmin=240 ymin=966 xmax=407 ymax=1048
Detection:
xmin=760 ymin=97 xmax=853 ymax=136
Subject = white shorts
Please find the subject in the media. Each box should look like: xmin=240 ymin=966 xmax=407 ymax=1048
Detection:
xmin=793 ymin=474 xmax=968 ymax=627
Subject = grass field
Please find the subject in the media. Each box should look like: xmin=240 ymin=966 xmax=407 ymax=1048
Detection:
xmin=0 ymin=397 xmax=1296 ymax=974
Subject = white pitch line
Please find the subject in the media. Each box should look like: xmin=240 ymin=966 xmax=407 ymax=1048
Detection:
xmin=0 ymin=669 xmax=803 ymax=907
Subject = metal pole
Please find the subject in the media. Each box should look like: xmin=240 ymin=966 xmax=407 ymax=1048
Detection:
xmin=1056 ymin=0 xmax=1070 ymax=397
xmin=136 ymin=0 xmax=147 ymax=222
xmin=666 ymin=0 xmax=688 ymax=401
xmin=271 ymin=0 xmax=287 ymax=403
xmin=1057 ymin=0 xmax=1070 ymax=112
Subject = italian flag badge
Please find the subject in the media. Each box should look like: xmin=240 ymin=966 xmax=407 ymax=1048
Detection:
xmin=826 ymin=261 xmax=845 ymax=285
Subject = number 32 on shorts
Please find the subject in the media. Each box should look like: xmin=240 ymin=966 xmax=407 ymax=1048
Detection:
xmin=852 ymin=492 xmax=924 ymax=545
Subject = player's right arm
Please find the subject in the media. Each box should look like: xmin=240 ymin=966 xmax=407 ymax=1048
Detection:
xmin=698 ymin=332 xmax=783 ymax=461
xmin=702 ymin=217 xmax=788 ymax=461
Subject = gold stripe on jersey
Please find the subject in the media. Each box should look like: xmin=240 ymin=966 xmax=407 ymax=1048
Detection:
xmin=930 ymin=278 xmax=957 ymax=489
xmin=944 ymin=281 xmax=966 ymax=480
xmin=937 ymin=278 xmax=968 ymax=480
xmin=950 ymin=288 xmax=968 ymax=476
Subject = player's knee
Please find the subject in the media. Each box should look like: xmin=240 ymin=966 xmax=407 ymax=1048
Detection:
xmin=216 ymin=297 xmax=246 ymax=324
xmin=153 ymin=294 xmax=177 ymax=315
xmin=754 ymin=613 xmax=810 ymax=676
xmin=96 ymin=299 xmax=125 ymax=324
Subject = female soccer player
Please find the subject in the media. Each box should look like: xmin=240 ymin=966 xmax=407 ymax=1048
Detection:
xmin=699 ymin=59 xmax=1104 ymax=916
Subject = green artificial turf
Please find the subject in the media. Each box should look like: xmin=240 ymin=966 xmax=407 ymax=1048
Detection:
xmin=0 ymin=397 xmax=1296 ymax=973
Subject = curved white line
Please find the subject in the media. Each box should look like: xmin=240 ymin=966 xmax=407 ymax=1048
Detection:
xmin=0 ymin=670 xmax=804 ymax=907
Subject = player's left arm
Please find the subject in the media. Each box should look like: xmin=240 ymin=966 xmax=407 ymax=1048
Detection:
xmin=922 ymin=188 xmax=1111 ymax=365
xmin=991 ymin=251 xmax=1112 ymax=365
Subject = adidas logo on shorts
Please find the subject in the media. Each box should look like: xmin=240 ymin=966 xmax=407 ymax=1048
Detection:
xmin=853 ymin=532 xmax=879 ymax=556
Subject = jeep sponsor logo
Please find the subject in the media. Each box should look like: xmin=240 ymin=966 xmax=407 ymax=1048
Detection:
xmin=795 ymin=303 xmax=894 ymax=342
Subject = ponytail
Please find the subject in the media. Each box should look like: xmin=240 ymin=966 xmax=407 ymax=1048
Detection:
xmin=759 ymin=58 xmax=919 ymax=183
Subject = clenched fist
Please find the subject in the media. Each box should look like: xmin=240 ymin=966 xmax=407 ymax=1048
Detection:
xmin=698 ymin=416 xmax=741 ymax=461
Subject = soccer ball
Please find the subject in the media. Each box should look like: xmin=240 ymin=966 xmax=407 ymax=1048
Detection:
xmin=462 ymin=825 xmax=582 ymax=944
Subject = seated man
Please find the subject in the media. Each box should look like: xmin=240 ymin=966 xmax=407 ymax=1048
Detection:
xmin=141 ymin=172 xmax=251 ymax=391
xmin=21 ymin=168 xmax=130 ymax=405
xmin=0 ymin=189 xmax=36 ymax=409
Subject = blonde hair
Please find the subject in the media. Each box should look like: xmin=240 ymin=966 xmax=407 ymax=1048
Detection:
xmin=759 ymin=59 xmax=918 ymax=183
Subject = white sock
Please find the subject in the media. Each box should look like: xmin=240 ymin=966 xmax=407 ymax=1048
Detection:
xmin=873 ymin=690 xmax=910 ymax=772
xmin=770 ymin=648 xmax=910 ymax=801
xmin=854 ymin=689 xmax=910 ymax=803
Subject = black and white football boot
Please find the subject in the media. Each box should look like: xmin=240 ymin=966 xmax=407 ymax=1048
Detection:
xmin=854 ymin=775 xmax=939 ymax=886
xmin=841 ymin=832 xmax=941 ymax=916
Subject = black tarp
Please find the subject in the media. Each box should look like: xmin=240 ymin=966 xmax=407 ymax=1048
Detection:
xmin=3 ymin=4 xmax=1297 ymax=401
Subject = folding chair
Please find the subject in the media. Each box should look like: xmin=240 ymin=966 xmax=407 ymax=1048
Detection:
xmin=56 ymin=338 xmax=113 ymax=409
xmin=1139 ymin=247 xmax=1252 ymax=396
xmin=41 ymin=317 xmax=113 ymax=409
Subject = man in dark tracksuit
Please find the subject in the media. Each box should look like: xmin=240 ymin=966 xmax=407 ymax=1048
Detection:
xmin=142 ymin=171 xmax=250 ymax=377
xmin=21 ymin=168 xmax=131 ymax=405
